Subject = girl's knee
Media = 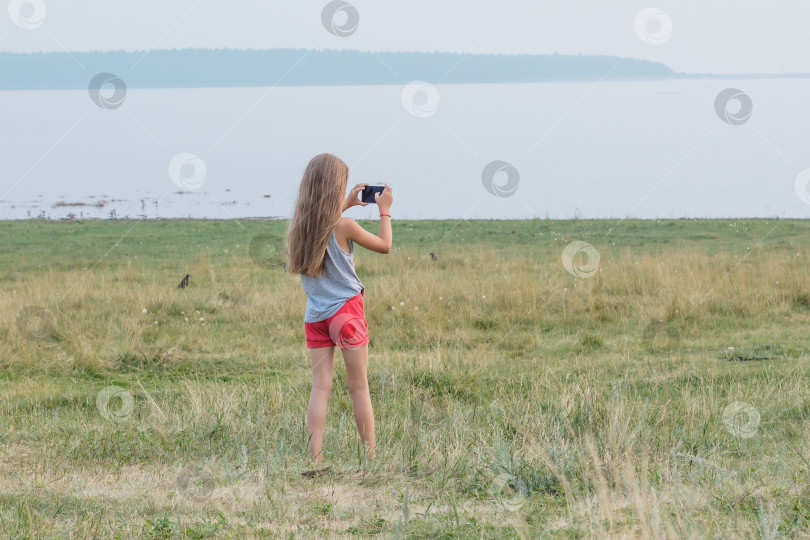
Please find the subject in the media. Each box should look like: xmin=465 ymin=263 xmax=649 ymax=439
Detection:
xmin=347 ymin=378 xmax=369 ymax=394
xmin=312 ymin=379 xmax=333 ymax=393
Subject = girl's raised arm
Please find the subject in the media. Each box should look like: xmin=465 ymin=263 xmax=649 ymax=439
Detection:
xmin=339 ymin=184 xmax=393 ymax=254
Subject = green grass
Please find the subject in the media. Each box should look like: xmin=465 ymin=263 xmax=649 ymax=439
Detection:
xmin=1 ymin=217 xmax=809 ymax=538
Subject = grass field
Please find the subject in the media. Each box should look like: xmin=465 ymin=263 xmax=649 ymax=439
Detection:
xmin=1 ymin=217 xmax=810 ymax=538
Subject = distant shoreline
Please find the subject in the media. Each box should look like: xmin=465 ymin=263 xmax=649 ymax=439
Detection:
xmin=3 ymin=48 xmax=808 ymax=90
xmin=1 ymin=73 xmax=807 ymax=92
xmin=0 ymin=48 xmax=675 ymax=90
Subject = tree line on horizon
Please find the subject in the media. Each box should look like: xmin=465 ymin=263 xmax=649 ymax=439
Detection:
xmin=0 ymin=48 xmax=675 ymax=89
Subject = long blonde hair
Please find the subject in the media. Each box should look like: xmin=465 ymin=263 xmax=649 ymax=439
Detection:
xmin=286 ymin=153 xmax=348 ymax=277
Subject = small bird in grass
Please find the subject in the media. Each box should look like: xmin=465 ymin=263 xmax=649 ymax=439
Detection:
xmin=177 ymin=274 xmax=190 ymax=288
xmin=430 ymin=252 xmax=438 ymax=262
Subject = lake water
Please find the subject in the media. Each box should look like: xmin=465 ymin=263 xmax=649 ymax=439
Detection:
xmin=2 ymin=79 xmax=810 ymax=220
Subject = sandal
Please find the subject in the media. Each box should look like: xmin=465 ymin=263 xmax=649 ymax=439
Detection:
xmin=301 ymin=465 xmax=332 ymax=478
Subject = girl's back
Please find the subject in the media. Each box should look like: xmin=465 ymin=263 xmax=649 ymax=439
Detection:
xmin=300 ymin=229 xmax=364 ymax=323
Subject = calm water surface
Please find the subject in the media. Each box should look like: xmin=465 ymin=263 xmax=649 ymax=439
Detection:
xmin=1 ymin=79 xmax=809 ymax=220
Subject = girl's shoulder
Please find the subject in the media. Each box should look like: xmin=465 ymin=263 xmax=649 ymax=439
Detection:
xmin=335 ymin=216 xmax=360 ymax=234
xmin=336 ymin=216 xmax=356 ymax=227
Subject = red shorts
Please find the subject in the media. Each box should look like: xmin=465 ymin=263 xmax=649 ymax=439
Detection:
xmin=305 ymin=290 xmax=369 ymax=349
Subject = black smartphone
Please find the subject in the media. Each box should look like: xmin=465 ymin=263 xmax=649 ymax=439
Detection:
xmin=361 ymin=185 xmax=386 ymax=204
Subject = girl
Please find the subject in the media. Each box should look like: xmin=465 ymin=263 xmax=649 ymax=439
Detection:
xmin=286 ymin=153 xmax=393 ymax=474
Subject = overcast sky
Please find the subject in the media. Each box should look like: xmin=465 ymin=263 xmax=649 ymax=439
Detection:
xmin=1 ymin=0 xmax=809 ymax=75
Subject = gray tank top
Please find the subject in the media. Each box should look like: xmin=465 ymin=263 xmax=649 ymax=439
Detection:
xmin=301 ymin=230 xmax=365 ymax=322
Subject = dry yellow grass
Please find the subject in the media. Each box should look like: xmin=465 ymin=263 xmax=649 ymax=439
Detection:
xmin=0 ymin=218 xmax=809 ymax=537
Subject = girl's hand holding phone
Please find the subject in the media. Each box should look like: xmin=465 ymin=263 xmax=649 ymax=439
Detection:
xmin=374 ymin=184 xmax=393 ymax=212
xmin=343 ymin=183 xmax=369 ymax=211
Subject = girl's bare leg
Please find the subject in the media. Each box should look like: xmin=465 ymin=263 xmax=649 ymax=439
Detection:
xmin=307 ymin=346 xmax=335 ymax=465
xmin=340 ymin=344 xmax=375 ymax=460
